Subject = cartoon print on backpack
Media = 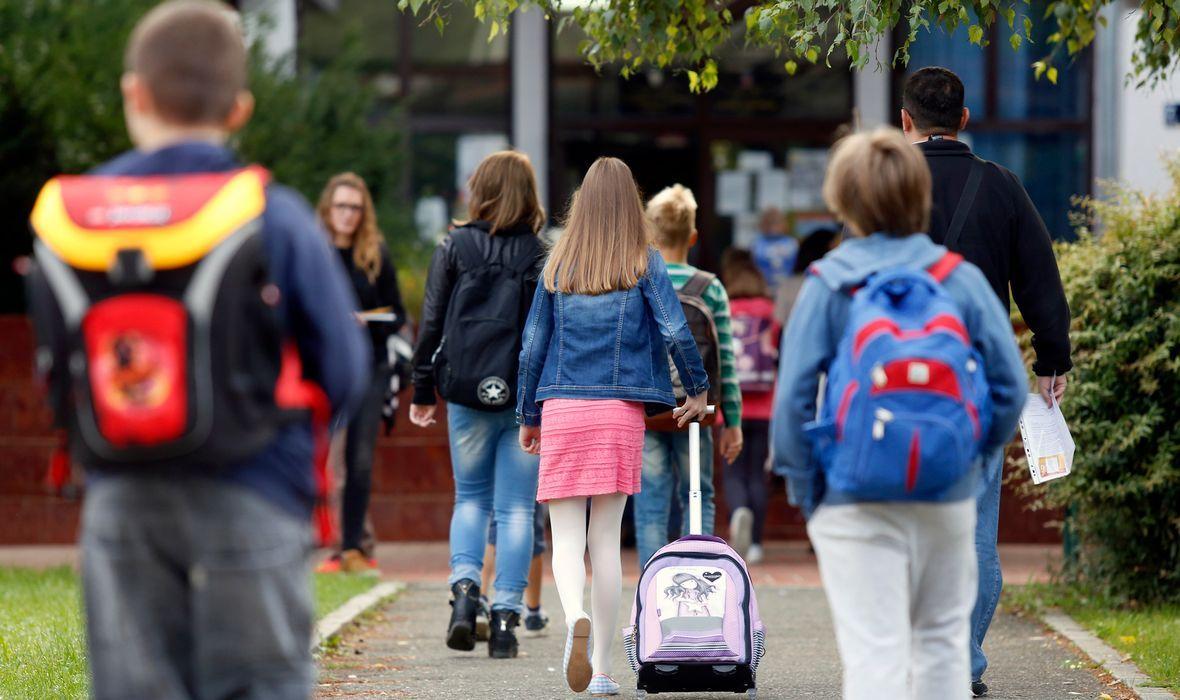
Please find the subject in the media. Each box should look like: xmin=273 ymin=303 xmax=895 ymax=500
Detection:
xmin=663 ymin=571 xmax=719 ymax=618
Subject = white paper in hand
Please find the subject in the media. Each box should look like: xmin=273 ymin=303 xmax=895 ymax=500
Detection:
xmin=1018 ymin=393 xmax=1075 ymax=484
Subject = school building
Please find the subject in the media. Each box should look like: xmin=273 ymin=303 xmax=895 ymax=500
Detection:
xmin=1 ymin=0 xmax=1173 ymax=544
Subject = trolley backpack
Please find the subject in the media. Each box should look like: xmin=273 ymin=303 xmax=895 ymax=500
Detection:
xmin=433 ymin=227 xmax=542 ymax=411
xmin=26 ymin=167 xmax=338 ymax=541
xmin=645 ymin=271 xmax=722 ymax=431
xmin=624 ymin=408 xmax=767 ymax=699
xmin=804 ymin=252 xmax=993 ymax=501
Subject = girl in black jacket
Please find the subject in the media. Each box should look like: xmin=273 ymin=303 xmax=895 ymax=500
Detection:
xmin=316 ymin=172 xmax=405 ymax=573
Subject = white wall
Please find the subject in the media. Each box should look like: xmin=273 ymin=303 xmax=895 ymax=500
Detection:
xmin=1113 ymin=7 xmax=1180 ymax=194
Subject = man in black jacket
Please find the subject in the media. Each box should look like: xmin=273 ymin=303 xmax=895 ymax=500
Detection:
xmin=901 ymin=67 xmax=1072 ymax=698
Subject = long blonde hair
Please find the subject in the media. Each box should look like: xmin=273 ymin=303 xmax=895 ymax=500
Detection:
xmin=544 ymin=157 xmax=650 ymax=295
xmin=317 ymin=172 xmax=382 ymax=281
xmin=465 ymin=151 xmax=546 ymax=235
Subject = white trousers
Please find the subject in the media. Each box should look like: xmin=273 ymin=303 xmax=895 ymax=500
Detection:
xmin=807 ymin=500 xmax=977 ymax=700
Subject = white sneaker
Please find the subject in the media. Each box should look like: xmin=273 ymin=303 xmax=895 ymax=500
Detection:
xmin=588 ymin=673 xmax=620 ymax=696
xmin=729 ymin=507 xmax=754 ymax=558
xmin=747 ymin=543 xmax=764 ymax=565
xmin=563 ymin=616 xmax=592 ymax=692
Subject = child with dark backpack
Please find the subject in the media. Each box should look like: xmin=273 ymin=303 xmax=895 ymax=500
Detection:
xmin=409 ymin=150 xmax=546 ymax=659
xmin=720 ymin=250 xmax=781 ymax=563
xmin=772 ymin=128 xmax=1026 ymax=700
xmin=634 ymin=185 xmax=743 ymax=568
xmin=25 ymin=2 xmax=370 ymax=697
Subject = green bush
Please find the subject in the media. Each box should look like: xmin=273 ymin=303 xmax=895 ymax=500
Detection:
xmin=0 ymin=0 xmax=426 ymax=312
xmin=1018 ymin=161 xmax=1180 ymax=604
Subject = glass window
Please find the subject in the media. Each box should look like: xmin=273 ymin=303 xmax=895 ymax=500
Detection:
xmin=996 ymin=9 xmax=1090 ymax=120
xmin=410 ymin=10 xmax=508 ymax=66
xmin=711 ymin=26 xmax=852 ymax=120
xmin=299 ymin=0 xmax=399 ymax=72
xmin=971 ymin=131 xmax=1086 ymax=240
xmin=406 ymin=72 xmax=509 ymax=117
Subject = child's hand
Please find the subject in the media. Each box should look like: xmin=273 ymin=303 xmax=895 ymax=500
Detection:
xmin=673 ymin=392 xmax=708 ymax=428
xmin=720 ymin=426 xmax=743 ymax=464
xmin=519 ymin=425 xmax=541 ymax=454
xmin=409 ymin=404 xmax=436 ymax=427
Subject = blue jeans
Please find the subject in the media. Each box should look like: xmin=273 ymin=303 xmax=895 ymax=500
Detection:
xmin=971 ymin=448 xmax=1004 ymax=681
xmin=82 ymin=476 xmax=313 ymax=700
xmin=633 ymin=429 xmax=715 ymax=566
xmin=447 ymin=403 xmax=539 ymax=614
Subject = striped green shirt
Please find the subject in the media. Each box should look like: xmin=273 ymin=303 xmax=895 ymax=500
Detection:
xmin=665 ymin=262 xmax=742 ymax=429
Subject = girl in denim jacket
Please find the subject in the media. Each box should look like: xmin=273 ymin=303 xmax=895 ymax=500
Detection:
xmin=516 ymin=157 xmax=709 ymax=696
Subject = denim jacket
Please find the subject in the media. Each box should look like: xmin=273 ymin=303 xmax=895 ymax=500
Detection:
xmin=771 ymin=233 xmax=1028 ymax=518
xmin=516 ymin=248 xmax=710 ymax=426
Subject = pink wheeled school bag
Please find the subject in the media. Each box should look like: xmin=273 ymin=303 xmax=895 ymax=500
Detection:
xmin=622 ymin=409 xmax=766 ymax=698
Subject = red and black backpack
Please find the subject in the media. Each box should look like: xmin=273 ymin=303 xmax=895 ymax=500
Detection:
xmin=27 ymin=167 xmax=326 ymax=473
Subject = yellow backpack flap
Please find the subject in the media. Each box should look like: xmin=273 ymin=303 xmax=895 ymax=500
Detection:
xmin=30 ymin=166 xmax=269 ymax=273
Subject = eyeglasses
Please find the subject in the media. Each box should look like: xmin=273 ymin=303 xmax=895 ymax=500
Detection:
xmin=332 ymin=203 xmax=364 ymax=213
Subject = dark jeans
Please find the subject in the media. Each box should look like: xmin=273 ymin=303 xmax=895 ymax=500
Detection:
xmin=723 ymin=418 xmax=770 ymax=544
xmin=81 ymin=476 xmax=313 ymax=700
xmin=342 ymin=364 xmax=390 ymax=552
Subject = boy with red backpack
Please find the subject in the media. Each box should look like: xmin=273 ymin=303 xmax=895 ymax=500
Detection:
xmin=772 ymin=128 xmax=1026 ymax=699
xmin=26 ymin=3 xmax=369 ymax=697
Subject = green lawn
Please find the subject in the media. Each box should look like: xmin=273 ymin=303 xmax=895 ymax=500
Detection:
xmin=0 ymin=566 xmax=378 ymax=700
xmin=1005 ymin=583 xmax=1180 ymax=693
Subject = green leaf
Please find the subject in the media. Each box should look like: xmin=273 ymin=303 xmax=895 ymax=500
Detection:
xmin=434 ymin=15 xmax=445 ymax=35
xmin=805 ymin=47 xmax=819 ymax=63
xmin=785 ymin=59 xmax=798 ymax=75
xmin=968 ymin=24 xmax=984 ymax=44
xmin=1047 ymin=65 xmax=1059 ymax=84
xmin=1010 ymin=33 xmax=1023 ymax=50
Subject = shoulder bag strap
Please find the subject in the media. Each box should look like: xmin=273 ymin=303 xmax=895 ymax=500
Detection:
xmin=943 ymin=157 xmax=985 ymax=250
xmin=681 ymin=270 xmax=715 ymax=299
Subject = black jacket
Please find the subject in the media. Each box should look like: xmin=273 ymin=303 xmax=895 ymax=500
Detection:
xmin=410 ymin=221 xmax=543 ymax=405
xmin=337 ymin=244 xmax=405 ymax=366
xmin=920 ymin=138 xmax=1072 ymax=376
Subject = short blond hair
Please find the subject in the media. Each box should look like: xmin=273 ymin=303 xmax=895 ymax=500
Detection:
xmin=646 ymin=184 xmax=697 ymax=248
xmin=823 ymin=127 xmax=931 ymax=238
xmin=544 ymin=158 xmax=650 ymax=295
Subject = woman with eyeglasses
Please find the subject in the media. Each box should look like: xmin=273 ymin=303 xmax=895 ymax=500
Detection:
xmin=316 ymin=172 xmax=405 ymax=573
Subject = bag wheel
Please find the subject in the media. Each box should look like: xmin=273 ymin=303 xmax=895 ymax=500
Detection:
xmin=746 ymin=690 xmax=757 ymax=699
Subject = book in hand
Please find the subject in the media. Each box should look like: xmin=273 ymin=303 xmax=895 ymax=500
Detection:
xmin=356 ymin=306 xmax=399 ymax=324
xmin=1018 ymin=393 xmax=1074 ymax=484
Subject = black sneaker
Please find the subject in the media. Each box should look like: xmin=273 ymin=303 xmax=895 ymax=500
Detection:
xmin=488 ymin=609 xmax=521 ymax=659
xmin=446 ymin=579 xmax=481 ymax=651
xmin=971 ymin=679 xmax=989 ymax=697
xmin=523 ymin=605 xmax=550 ymax=637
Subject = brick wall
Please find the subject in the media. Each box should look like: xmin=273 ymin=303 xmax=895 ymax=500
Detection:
xmin=0 ymin=314 xmax=1060 ymax=544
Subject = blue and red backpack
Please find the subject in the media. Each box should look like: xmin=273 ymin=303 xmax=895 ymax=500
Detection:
xmin=805 ymin=253 xmax=992 ymax=500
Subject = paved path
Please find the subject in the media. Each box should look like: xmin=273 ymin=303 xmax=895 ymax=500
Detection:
xmin=316 ymin=582 xmax=1111 ymax=700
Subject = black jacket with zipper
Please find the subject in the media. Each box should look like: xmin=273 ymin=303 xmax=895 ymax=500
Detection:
xmin=410 ymin=220 xmax=544 ymax=405
xmin=920 ymin=138 xmax=1072 ymax=376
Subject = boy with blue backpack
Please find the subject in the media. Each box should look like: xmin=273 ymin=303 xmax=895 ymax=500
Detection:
xmin=772 ymin=128 xmax=1026 ymax=700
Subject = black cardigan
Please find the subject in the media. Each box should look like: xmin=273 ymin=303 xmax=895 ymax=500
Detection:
xmin=337 ymin=244 xmax=405 ymax=366
xmin=920 ymin=138 xmax=1072 ymax=376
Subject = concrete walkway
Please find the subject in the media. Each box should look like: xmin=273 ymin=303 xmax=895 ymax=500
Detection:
xmin=316 ymin=581 xmax=1111 ymax=699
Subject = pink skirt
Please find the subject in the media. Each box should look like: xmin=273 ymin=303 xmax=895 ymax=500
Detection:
xmin=535 ymin=399 xmax=646 ymax=502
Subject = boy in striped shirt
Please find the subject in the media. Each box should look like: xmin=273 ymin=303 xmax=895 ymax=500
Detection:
xmin=633 ymin=184 xmax=744 ymax=566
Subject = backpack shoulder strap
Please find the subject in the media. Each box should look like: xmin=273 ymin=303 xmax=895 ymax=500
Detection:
xmin=505 ymin=234 xmax=543 ymax=276
xmin=680 ymin=270 xmax=715 ymax=299
xmin=943 ymin=157 xmax=985 ymax=250
xmin=450 ymin=228 xmax=487 ymax=272
xmin=926 ymin=251 xmax=964 ymax=283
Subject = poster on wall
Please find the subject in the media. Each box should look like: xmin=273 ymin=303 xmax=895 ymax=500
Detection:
xmin=716 ymin=171 xmax=752 ymax=216
xmin=787 ymin=148 xmax=829 ymax=211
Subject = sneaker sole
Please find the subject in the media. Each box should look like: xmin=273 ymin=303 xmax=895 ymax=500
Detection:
xmin=566 ymin=618 xmax=592 ymax=693
xmin=446 ymin=621 xmax=476 ymax=651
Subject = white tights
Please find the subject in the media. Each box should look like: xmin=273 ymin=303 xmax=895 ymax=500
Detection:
xmin=548 ymin=494 xmax=628 ymax=677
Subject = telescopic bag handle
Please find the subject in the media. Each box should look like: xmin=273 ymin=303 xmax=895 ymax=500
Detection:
xmin=688 ymin=405 xmax=716 ymax=536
